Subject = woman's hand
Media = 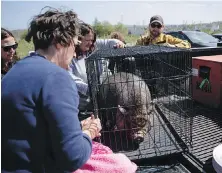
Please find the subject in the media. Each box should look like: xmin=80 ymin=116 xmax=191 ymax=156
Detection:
xmin=81 ymin=114 xmax=102 ymax=139
xmin=113 ymin=42 xmax=125 ymax=49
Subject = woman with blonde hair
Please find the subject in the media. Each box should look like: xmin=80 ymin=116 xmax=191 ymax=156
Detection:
xmin=110 ymin=31 xmax=126 ymax=44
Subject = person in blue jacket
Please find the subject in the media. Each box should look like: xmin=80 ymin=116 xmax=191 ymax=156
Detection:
xmin=1 ymin=7 xmax=101 ymax=173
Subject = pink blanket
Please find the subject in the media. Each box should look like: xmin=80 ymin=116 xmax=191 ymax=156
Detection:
xmin=74 ymin=141 xmax=138 ymax=173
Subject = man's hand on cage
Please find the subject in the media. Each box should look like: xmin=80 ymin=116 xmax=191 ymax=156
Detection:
xmin=82 ymin=114 xmax=102 ymax=139
xmin=113 ymin=42 xmax=126 ymax=49
xmin=161 ymin=43 xmax=176 ymax=47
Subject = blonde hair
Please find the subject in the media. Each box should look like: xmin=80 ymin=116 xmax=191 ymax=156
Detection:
xmin=110 ymin=32 xmax=125 ymax=43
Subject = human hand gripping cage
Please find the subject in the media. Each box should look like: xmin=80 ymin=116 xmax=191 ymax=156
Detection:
xmin=85 ymin=44 xmax=193 ymax=159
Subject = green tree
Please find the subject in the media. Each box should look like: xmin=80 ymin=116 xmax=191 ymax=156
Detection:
xmin=114 ymin=22 xmax=128 ymax=35
xmin=17 ymin=39 xmax=34 ymax=58
xmin=102 ymin=21 xmax=114 ymax=36
xmin=92 ymin=18 xmax=129 ymax=38
xmin=92 ymin=18 xmax=114 ymax=37
xmin=20 ymin=30 xmax=28 ymax=40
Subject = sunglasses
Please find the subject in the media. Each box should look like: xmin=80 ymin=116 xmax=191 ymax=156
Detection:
xmin=2 ymin=43 xmax=18 ymax=52
xmin=151 ymin=23 xmax=162 ymax=29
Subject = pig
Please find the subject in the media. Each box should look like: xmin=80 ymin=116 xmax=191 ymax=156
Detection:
xmin=99 ymin=72 xmax=153 ymax=145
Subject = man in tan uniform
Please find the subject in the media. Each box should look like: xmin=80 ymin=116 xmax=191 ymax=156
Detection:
xmin=136 ymin=15 xmax=191 ymax=48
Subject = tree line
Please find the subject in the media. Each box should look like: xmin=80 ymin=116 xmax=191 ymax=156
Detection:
xmin=92 ymin=18 xmax=128 ymax=37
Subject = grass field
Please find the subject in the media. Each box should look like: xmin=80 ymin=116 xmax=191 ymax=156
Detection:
xmin=17 ymin=39 xmax=34 ymax=58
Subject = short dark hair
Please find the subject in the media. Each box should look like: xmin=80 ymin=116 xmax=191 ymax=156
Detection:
xmin=1 ymin=27 xmax=14 ymax=40
xmin=25 ymin=7 xmax=80 ymax=50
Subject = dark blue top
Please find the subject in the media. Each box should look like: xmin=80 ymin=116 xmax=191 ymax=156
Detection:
xmin=1 ymin=55 xmax=92 ymax=173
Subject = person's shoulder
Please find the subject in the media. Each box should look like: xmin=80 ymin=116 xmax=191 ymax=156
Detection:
xmin=42 ymin=66 xmax=75 ymax=90
xmin=164 ymin=33 xmax=177 ymax=39
xmin=19 ymin=54 xmax=68 ymax=77
xmin=164 ymin=33 xmax=186 ymax=42
xmin=164 ymin=33 xmax=172 ymax=37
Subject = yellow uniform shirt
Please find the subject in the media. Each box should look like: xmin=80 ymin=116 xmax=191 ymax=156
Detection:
xmin=136 ymin=32 xmax=191 ymax=48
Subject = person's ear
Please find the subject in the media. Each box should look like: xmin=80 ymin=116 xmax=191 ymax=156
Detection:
xmin=55 ymin=43 xmax=63 ymax=50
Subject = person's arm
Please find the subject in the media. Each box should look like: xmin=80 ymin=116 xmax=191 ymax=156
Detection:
xmin=42 ymin=70 xmax=92 ymax=172
xmin=68 ymin=70 xmax=89 ymax=96
xmin=95 ymin=39 xmax=107 ymax=50
xmin=136 ymin=36 xmax=144 ymax=45
xmin=136 ymin=32 xmax=150 ymax=46
xmin=166 ymin=35 xmax=191 ymax=48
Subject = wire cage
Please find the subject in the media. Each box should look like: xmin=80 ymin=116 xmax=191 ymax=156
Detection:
xmin=85 ymin=45 xmax=193 ymax=161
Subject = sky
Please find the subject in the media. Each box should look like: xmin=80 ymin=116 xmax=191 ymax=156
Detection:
xmin=1 ymin=0 xmax=222 ymax=30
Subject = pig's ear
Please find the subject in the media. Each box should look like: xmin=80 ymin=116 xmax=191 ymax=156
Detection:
xmin=118 ymin=105 xmax=127 ymax=114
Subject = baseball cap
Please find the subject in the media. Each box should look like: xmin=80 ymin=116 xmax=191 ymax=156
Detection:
xmin=150 ymin=15 xmax=164 ymax=25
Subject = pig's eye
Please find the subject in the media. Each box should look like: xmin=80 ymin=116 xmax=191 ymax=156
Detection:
xmin=118 ymin=105 xmax=128 ymax=115
xmin=120 ymin=109 xmax=127 ymax=115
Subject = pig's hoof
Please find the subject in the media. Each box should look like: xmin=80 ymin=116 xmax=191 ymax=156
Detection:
xmin=134 ymin=136 xmax=144 ymax=144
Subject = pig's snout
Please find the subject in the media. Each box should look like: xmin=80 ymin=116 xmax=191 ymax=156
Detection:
xmin=132 ymin=131 xmax=145 ymax=144
xmin=130 ymin=115 xmax=149 ymax=144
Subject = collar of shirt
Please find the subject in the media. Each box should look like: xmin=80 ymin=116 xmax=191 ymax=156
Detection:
xmin=141 ymin=32 xmax=165 ymax=45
